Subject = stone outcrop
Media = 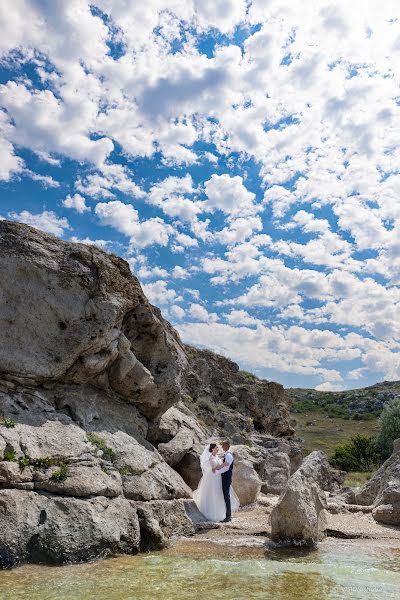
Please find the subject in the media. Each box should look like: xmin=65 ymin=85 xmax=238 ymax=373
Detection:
xmin=0 ymin=220 xmax=300 ymax=567
xmin=0 ymin=221 xmax=193 ymax=567
xmin=270 ymin=452 xmax=336 ymax=545
xmin=0 ymin=489 xmax=140 ymax=567
xmin=183 ymin=346 xmax=294 ymax=438
xmin=343 ymin=438 xmax=400 ymax=525
xmin=0 ymin=220 xmax=187 ymax=421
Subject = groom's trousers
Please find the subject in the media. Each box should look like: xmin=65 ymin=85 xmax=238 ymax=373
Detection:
xmin=221 ymin=476 xmax=232 ymax=519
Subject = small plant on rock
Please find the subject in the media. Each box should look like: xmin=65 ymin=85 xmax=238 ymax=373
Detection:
xmin=3 ymin=449 xmax=16 ymax=462
xmin=18 ymin=455 xmax=31 ymax=470
xmin=50 ymin=465 xmax=68 ymax=481
xmin=0 ymin=415 xmax=16 ymax=428
xmin=87 ymin=433 xmax=114 ymax=461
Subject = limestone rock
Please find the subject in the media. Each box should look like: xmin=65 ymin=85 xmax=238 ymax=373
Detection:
xmin=0 ymin=220 xmax=187 ymax=420
xmin=136 ymin=499 xmax=195 ymax=550
xmin=258 ymin=449 xmax=291 ymax=495
xmin=105 ymin=431 xmax=193 ymax=501
xmin=270 ymin=452 xmax=329 ymax=545
xmin=35 ymin=465 xmax=123 ymax=498
xmin=174 ymin=450 xmax=203 ymax=491
xmin=231 ymin=449 xmax=262 ymax=505
xmin=353 ymin=438 xmax=400 ymax=525
xmin=158 ymin=428 xmax=194 ymax=466
xmin=0 ymin=489 xmax=140 ymax=568
xmin=184 ymin=345 xmax=294 ymax=437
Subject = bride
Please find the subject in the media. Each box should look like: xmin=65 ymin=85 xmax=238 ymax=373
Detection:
xmin=193 ymin=443 xmax=240 ymax=522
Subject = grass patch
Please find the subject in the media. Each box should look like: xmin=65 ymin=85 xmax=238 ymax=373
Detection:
xmin=294 ymin=411 xmax=380 ymax=457
xmin=50 ymin=465 xmax=69 ymax=481
xmin=18 ymin=455 xmax=31 ymax=470
xmin=239 ymin=370 xmax=258 ymax=382
xmin=0 ymin=415 xmax=17 ymax=428
xmin=344 ymin=471 xmax=372 ymax=488
xmin=118 ymin=466 xmax=132 ymax=477
xmin=87 ymin=433 xmax=114 ymax=461
xmin=18 ymin=455 xmax=68 ymax=471
xmin=3 ymin=449 xmax=16 ymax=462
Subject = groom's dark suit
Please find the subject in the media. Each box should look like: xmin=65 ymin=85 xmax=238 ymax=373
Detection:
xmin=221 ymin=453 xmax=234 ymax=520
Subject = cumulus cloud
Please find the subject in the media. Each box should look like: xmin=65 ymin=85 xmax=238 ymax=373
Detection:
xmin=1 ymin=0 xmax=400 ymax=388
xmin=63 ymin=194 xmax=90 ymax=214
xmin=8 ymin=210 xmax=71 ymax=237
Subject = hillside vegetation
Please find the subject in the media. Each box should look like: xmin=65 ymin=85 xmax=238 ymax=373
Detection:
xmin=288 ymin=381 xmax=400 ymax=420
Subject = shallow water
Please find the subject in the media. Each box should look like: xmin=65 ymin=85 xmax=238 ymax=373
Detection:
xmin=0 ymin=539 xmax=399 ymax=600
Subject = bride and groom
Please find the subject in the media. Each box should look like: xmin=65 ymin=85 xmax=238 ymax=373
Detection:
xmin=193 ymin=440 xmax=240 ymax=523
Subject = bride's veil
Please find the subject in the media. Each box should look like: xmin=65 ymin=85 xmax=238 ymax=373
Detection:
xmin=199 ymin=444 xmax=212 ymax=474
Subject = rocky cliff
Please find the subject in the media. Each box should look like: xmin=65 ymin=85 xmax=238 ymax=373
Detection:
xmin=0 ymin=220 xmax=298 ymax=568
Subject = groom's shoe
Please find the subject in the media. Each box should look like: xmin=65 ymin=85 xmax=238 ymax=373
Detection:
xmin=221 ymin=517 xmax=231 ymax=523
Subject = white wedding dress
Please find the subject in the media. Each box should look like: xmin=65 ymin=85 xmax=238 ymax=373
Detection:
xmin=193 ymin=449 xmax=240 ymax=522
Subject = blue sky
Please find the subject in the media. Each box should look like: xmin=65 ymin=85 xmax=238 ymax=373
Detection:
xmin=1 ymin=1 xmax=400 ymax=390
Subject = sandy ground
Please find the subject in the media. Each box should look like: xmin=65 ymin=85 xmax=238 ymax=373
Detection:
xmin=190 ymin=494 xmax=400 ymax=548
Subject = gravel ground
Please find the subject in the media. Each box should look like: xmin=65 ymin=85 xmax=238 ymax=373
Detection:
xmin=190 ymin=494 xmax=400 ymax=546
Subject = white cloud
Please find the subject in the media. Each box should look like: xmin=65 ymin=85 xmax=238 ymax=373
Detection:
xmin=315 ymin=382 xmax=344 ymax=392
xmin=95 ymin=200 xmax=173 ymax=248
xmin=76 ymin=164 xmax=145 ymax=200
xmin=69 ymin=236 xmax=110 ymax=249
xmin=142 ymin=280 xmax=181 ymax=306
xmin=204 ymin=174 xmax=259 ymax=217
xmin=8 ymin=210 xmax=71 ymax=237
xmin=63 ymin=193 xmax=90 ymax=214
xmin=24 ymin=170 xmax=60 ymax=188
xmin=188 ymin=303 xmax=219 ymax=323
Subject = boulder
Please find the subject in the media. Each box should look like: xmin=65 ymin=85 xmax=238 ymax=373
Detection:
xmin=270 ymin=452 xmax=329 ymax=545
xmin=258 ymin=449 xmax=291 ymax=495
xmin=0 ymin=489 xmax=140 ymax=568
xmin=353 ymin=438 xmax=400 ymax=525
xmin=231 ymin=448 xmax=262 ymax=505
xmin=158 ymin=428 xmax=194 ymax=466
xmin=136 ymin=499 xmax=195 ymax=550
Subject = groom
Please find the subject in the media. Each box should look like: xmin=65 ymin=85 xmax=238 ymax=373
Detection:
xmin=213 ymin=440 xmax=234 ymax=522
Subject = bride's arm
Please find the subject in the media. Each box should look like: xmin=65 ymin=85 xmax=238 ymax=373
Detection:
xmin=209 ymin=456 xmax=218 ymax=471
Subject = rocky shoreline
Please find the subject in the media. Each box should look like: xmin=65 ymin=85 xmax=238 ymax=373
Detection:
xmin=1 ymin=219 xmax=399 ymax=569
xmin=0 ymin=220 xmax=300 ymax=568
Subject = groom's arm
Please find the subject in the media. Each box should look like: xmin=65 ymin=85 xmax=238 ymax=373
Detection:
xmin=215 ymin=452 xmax=233 ymax=473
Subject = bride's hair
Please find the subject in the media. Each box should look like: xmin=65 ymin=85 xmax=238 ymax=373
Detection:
xmin=208 ymin=443 xmax=217 ymax=452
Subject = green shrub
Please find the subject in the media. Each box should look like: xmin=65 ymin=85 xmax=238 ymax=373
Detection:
xmin=375 ymin=398 xmax=400 ymax=459
xmin=330 ymin=434 xmax=377 ymax=472
xmin=3 ymin=449 xmax=16 ymax=462
xmin=197 ymin=398 xmax=215 ymax=413
xmin=87 ymin=433 xmax=114 ymax=461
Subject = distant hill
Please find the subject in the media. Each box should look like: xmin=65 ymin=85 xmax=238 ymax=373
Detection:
xmin=288 ymin=381 xmax=400 ymax=420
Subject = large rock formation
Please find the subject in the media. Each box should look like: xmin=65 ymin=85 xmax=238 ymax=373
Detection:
xmin=0 ymin=220 xmax=299 ymax=567
xmin=0 ymin=221 xmax=194 ymax=567
xmin=0 ymin=220 xmax=186 ymax=421
xmin=183 ymin=346 xmax=294 ymax=438
xmin=270 ymin=452 xmax=341 ymax=545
